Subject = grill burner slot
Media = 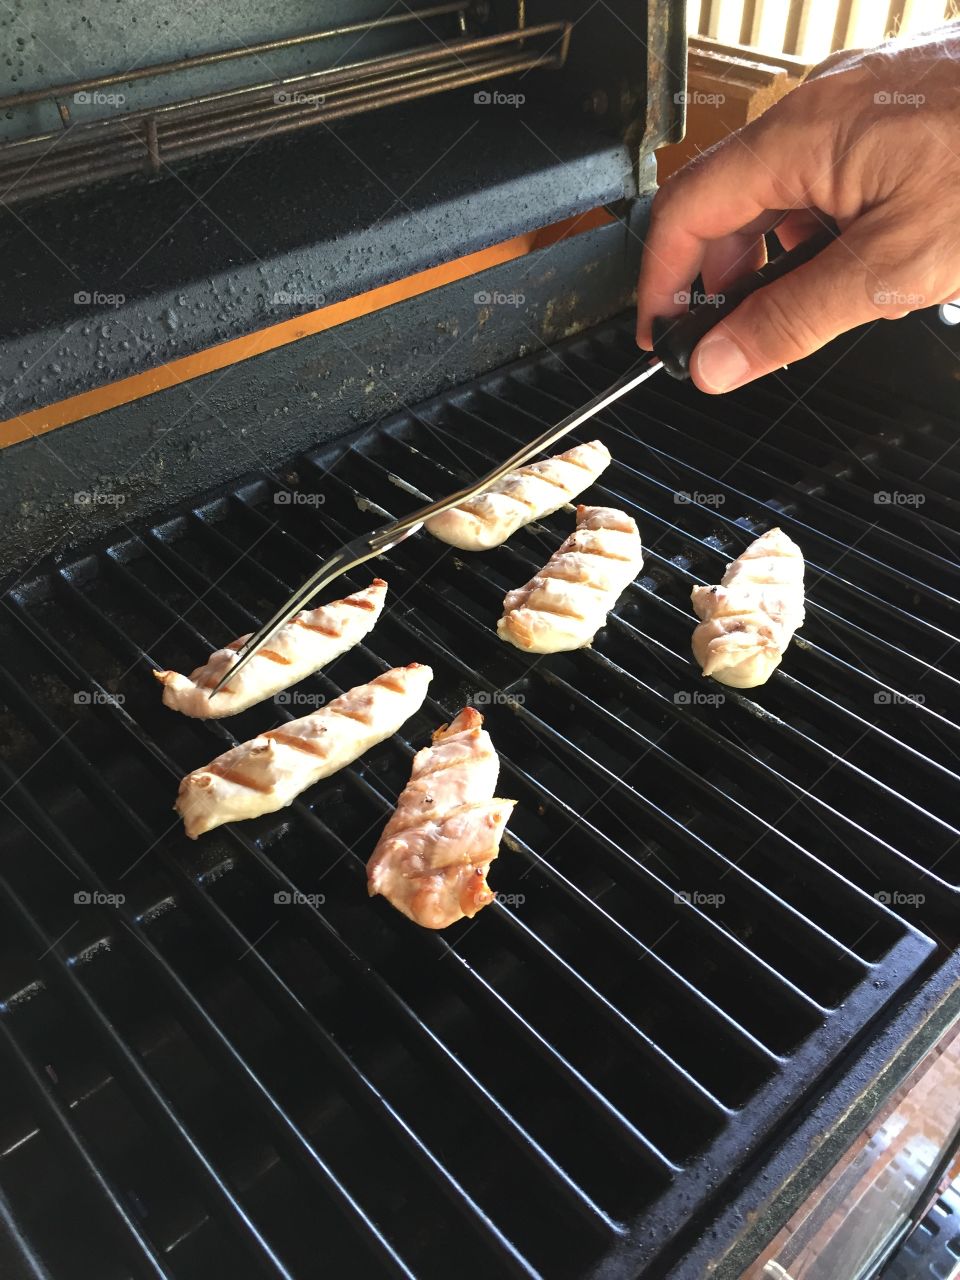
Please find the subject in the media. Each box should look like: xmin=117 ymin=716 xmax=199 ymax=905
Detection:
xmin=0 ymin=318 xmax=954 ymax=1278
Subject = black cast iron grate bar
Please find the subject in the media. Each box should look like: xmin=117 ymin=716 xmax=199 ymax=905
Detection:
xmin=0 ymin=662 xmax=550 ymax=1278
xmin=155 ymin=514 xmax=823 ymax=1059
xmin=401 ymin=389 xmax=960 ymax=791
xmin=0 ymin=594 xmax=624 ymax=1258
xmin=298 ymin=449 xmax=955 ymax=909
xmin=229 ymin=486 xmax=891 ymax=988
xmin=508 ymin=346 xmax=960 ymax=601
xmin=65 ymin=544 xmax=734 ymax=1123
xmin=474 ymin=370 xmax=960 ymax=629
xmin=194 ymin=508 xmax=846 ymax=1019
xmin=544 ymin=343 xmax=960 ymax=594
xmin=135 ymin=522 xmax=770 ymax=1125
xmin=341 ymin=434 xmax=960 ymax=873
xmin=91 ymin=512 xmax=936 ymax=1258
xmin=371 ymin=407 xmax=960 ymax=766
xmin=0 ymin=978 xmax=170 ymax=1280
xmin=0 ymin=319 xmax=951 ymax=1279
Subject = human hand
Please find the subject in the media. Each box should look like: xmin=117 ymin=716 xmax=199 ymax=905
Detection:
xmin=636 ymin=24 xmax=960 ymax=392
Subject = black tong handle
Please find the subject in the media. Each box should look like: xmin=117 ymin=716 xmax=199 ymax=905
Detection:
xmin=651 ymin=226 xmax=837 ymax=380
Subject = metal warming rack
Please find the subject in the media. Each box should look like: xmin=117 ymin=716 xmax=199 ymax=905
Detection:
xmin=0 ymin=5 xmax=571 ymax=205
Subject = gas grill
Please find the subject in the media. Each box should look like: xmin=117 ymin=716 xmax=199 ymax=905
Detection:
xmin=2 ymin=4 xmax=960 ymax=1278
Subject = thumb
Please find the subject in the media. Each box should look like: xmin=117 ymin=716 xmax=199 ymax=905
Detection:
xmin=690 ymin=231 xmax=886 ymax=394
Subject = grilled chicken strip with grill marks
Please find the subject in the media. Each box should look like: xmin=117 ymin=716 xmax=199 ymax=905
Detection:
xmin=155 ymin=580 xmax=387 ymax=718
xmin=367 ymin=707 xmax=516 ymax=929
xmin=176 ymin=663 xmax=432 ymax=838
xmin=690 ymin=528 xmax=805 ymax=688
xmin=497 ymin=505 xmax=643 ymax=653
xmin=425 ymin=439 xmax=611 ymax=550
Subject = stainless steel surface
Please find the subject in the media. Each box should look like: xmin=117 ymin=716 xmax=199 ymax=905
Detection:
xmin=211 ymin=356 xmax=663 ymax=698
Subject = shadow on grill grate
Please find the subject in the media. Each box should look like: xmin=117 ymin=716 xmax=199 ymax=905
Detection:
xmin=0 ymin=317 xmax=956 ymax=1279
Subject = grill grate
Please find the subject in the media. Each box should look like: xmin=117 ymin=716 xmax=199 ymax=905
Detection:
xmin=0 ymin=317 xmax=957 ymax=1279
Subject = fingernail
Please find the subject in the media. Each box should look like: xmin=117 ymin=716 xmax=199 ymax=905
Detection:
xmin=695 ymin=332 xmax=750 ymax=392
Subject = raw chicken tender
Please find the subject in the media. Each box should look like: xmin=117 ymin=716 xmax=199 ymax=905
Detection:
xmin=690 ymin=528 xmax=805 ymax=688
xmin=497 ymin=505 xmax=643 ymax=653
xmin=367 ymin=707 xmax=515 ymax=929
xmin=425 ymin=440 xmax=610 ymax=550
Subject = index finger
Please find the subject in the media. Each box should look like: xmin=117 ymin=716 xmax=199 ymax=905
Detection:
xmin=635 ymin=108 xmax=827 ymax=348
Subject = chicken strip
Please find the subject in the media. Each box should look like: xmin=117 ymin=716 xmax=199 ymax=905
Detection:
xmin=367 ymin=707 xmax=516 ymax=929
xmin=176 ymin=663 xmax=432 ymax=838
xmin=690 ymin=528 xmax=805 ymax=688
xmin=497 ymin=505 xmax=643 ymax=654
xmin=425 ymin=439 xmax=611 ymax=550
xmin=155 ymin=580 xmax=387 ymax=719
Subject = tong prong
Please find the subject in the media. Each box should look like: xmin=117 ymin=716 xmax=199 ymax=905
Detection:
xmin=208 ymin=356 xmax=661 ymax=699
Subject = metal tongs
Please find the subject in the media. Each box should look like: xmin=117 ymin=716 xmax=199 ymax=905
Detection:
xmin=210 ymin=227 xmax=835 ymax=699
xmin=209 ymin=356 xmax=663 ymax=697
